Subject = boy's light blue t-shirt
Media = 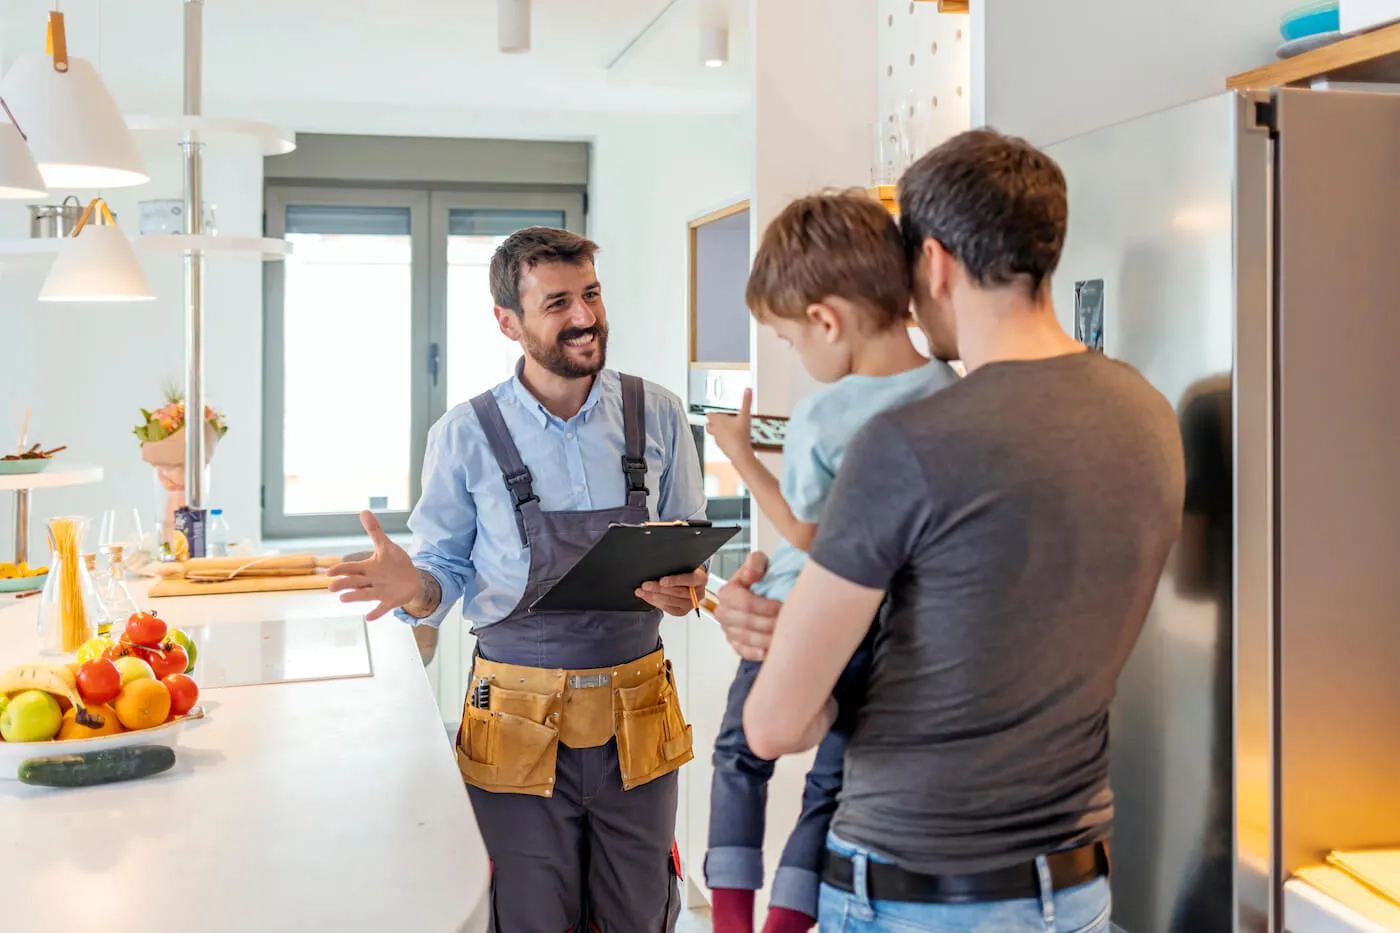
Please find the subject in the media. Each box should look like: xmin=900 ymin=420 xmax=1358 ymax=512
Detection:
xmin=751 ymin=361 xmax=960 ymax=602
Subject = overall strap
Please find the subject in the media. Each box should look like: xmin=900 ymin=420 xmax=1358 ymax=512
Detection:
xmin=469 ymin=391 xmax=535 ymax=546
xmin=619 ymin=373 xmax=650 ymax=511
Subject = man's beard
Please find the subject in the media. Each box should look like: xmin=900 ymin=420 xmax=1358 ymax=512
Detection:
xmin=522 ymin=323 xmax=609 ymax=379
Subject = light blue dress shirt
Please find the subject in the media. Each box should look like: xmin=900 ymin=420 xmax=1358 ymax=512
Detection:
xmin=398 ymin=367 xmax=708 ymax=628
xmin=752 ymin=361 xmax=960 ymax=602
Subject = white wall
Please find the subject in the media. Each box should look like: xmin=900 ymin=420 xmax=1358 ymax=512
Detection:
xmin=975 ymin=0 xmax=1296 ymax=144
xmin=589 ymin=112 xmax=750 ymax=396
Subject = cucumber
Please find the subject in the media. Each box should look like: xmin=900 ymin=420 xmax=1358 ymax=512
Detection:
xmin=17 ymin=745 xmax=176 ymax=787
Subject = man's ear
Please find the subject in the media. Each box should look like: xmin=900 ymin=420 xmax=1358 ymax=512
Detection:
xmin=495 ymin=306 xmax=522 ymax=341
xmin=805 ymin=302 xmax=843 ymax=343
xmin=921 ymin=238 xmax=954 ymax=300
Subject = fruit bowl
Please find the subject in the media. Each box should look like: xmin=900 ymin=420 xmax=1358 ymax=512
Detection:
xmin=0 ymin=573 xmax=46 ymax=594
xmin=0 ymin=706 xmax=204 ymax=781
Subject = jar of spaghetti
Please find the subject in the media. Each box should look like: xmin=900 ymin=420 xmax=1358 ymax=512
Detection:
xmin=37 ymin=516 xmax=102 ymax=656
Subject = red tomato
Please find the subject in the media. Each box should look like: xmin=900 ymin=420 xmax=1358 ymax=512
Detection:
xmin=163 ymin=674 xmax=199 ymax=718
xmin=149 ymin=645 xmax=189 ymax=680
xmin=75 ymin=658 xmax=123 ymax=705
xmin=102 ymin=641 xmax=131 ymax=662
xmin=124 ymin=611 xmax=167 ymax=647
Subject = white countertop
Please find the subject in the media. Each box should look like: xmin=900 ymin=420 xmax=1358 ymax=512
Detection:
xmin=0 ymin=584 xmax=486 ymax=933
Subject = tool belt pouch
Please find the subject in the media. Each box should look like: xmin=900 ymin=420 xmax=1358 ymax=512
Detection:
xmin=613 ymin=658 xmax=694 ymax=791
xmin=456 ymin=661 xmax=562 ymax=798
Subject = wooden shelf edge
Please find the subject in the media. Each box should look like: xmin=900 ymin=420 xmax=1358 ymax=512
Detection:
xmin=914 ymin=0 xmax=969 ymax=9
xmin=690 ymin=361 xmax=750 ymax=371
xmin=1227 ymin=22 xmax=1400 ymax=90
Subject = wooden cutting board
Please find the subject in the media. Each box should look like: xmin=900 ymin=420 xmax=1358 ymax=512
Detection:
xmin=148 ymin=574 xmax=331 ymax=598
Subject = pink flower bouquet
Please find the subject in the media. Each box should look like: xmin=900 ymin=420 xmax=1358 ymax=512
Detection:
xmin=135 ymin=385 xmax=228 ymax=543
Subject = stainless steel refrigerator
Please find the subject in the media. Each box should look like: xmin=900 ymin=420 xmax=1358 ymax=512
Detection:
xmin=1047 ymin=88 xmax=1400 ymax=933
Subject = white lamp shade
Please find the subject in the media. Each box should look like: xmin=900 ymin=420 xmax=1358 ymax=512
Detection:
xmin=0 ymin=55 xmax=148 ymax=189
xmin=701 ymin=23 xmax=729 ymax=67
xmin=39 ymin=224 xmax=155 ymax=302
xmin=499 ymin=0 xmax=531 ymax=53
xmin=0 ymin=122 xmax=47 ymax=198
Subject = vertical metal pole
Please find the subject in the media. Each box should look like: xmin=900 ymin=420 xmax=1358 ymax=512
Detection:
xmin=13 ymin=490 xmax=29 ymax=566
xmin=182 ymin=0 xmax=207 ymax=508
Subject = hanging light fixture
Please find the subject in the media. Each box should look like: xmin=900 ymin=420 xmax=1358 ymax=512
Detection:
xmin=499 ymin=0 xmax=531 ymax=53
xmin=0 ymin=101 xmax=48 ymax=199
xmin=700 ymin=22 xmax=729 ymax=68
xmin=39 ymin=197 xmax=154 ymax=302
xmin=0 ymin=12 xmax=147 ymax=189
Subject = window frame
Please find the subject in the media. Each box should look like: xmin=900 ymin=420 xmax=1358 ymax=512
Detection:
xmin=262 ymin=184 xmax=584 ymax=540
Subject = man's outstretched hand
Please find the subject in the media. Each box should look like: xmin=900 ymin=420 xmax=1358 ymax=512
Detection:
xmin=327 ymin=511 xmax=429 ymax=622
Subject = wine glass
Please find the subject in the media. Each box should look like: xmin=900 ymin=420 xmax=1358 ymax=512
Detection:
xmin=99 ymin=508 xmax=147 ymax=570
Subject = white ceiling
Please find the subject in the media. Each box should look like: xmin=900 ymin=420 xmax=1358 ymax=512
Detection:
xmin=1 ymin=0 xmax=751 ymax=121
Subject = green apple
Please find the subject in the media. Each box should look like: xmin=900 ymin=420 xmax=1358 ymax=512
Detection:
xmin=0 ymin=694 xmax=9 ymax=722
xmin=166 ymin=629 xmax=197 ymax=673
xmin=0 ymin=690 xmax=62 ymax=742
xmin=113 ymin=656 xmax=155 ymax=686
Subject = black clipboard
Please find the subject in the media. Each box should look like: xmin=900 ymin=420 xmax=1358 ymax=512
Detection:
xmin=529 ymin=522 xmax=741 ymax=613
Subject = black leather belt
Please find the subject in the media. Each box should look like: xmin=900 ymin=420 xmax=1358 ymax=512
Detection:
xmin=821 ymin=841 xmax=1110 ymax=905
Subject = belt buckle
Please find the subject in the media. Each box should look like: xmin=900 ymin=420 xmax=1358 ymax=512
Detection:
xmin=568 ymin=673 xmax=611 ymax=689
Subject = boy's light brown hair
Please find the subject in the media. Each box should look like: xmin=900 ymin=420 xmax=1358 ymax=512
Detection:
xmin=745 ymin=190 xmax=911 ymax=330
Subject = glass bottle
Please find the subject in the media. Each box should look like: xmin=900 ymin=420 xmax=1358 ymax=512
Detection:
xmin=37 ymin=516 xmax=103 ymax=656
xmin=96 ymin=544 xmax=139 ymax=634
xmin=82 ymin=553 xmax=114 ymax=636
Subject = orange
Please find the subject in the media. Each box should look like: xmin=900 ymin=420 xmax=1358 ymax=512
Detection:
xmin=57 ymin=703 xmax=124 ymax=740
xmin=114 ymin=679 xmax=171 ymax=731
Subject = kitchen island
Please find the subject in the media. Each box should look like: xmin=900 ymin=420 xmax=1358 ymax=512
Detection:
xmin=0 ymin=584 xmax=486 ymax=933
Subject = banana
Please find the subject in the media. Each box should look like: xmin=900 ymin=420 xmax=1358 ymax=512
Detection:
xmin=0 ymin=662 xmax=103 ymax=728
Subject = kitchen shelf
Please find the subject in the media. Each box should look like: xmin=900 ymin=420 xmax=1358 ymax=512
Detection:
xmin=0 ymin=465 xmax=102 ymax=492
xmin=690 ymin=361 xmax=750 ymax=371
xmin=135 ymin=235 xmax=292 ymax=259
xmin=1228 ymin=21 xmax=1400 ymax=89
xmin=125 ymin=115 xmax=297 ymax=156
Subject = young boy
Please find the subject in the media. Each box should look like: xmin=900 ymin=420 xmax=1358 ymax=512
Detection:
xmin=703 ymin=191 xmax=960 ymax=933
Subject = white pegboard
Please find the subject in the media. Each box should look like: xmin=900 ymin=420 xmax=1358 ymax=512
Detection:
xmin=877 ymin=0 xmax=973 ymax=175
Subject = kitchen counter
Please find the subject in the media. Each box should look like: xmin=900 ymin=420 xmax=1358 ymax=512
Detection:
xmin=0 ymin=583 xmax=486 ymax=933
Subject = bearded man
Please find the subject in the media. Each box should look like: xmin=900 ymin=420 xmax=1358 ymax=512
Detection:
xmin=329 ymin=227 xmax=708 ymax=931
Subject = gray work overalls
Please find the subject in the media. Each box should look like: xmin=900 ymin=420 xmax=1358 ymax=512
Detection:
xmin=461 ymin=373 xmax=688 ymax=932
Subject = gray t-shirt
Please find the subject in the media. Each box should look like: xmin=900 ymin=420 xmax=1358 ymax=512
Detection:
xmin=809 ymin=352 xmax=1185 ymax=875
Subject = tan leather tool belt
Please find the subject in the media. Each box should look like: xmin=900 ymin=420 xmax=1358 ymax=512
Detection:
xmin=455 ymin=647 xmax=694 ymax=797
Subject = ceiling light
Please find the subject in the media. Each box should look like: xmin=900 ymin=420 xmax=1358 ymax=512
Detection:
xmin=499 ymin=0 xmax=531 ymax=54
xmin=0 ymin=119 xmax=47 ymax=199
xmin=0 ymin=13 xmax=148 ymax=189
xmin=40 ymin=198 xmax=155 ymax=303
xmin=701 ymin=23 xmax=728 ymax=68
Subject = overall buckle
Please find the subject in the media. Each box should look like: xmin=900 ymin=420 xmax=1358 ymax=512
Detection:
xmin=505 ymin=469 xmax=537 ymax=508
xmin=621 ymin=456 xmax=648 ymax=493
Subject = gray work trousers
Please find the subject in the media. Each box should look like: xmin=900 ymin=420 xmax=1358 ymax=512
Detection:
xmin=468 ymin=739 xmax=682 ymax=933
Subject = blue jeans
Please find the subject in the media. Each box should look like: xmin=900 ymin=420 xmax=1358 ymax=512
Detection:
xmin=706 ymin=639 xmax=873 ymax=917
xmin=818 ymin=833 xmax=1113 ymax=933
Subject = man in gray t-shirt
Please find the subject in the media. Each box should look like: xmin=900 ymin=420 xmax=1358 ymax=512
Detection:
xmin=716 ymin=130 xmax=1184 ymax=933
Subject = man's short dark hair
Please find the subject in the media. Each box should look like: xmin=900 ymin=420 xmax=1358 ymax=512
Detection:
xmin=898 ymin=129 xmax=1068 ymax=295
xmin=490 ymin=227 xmax=600 ymax=313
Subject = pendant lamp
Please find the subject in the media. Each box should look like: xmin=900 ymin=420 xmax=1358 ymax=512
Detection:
xmin=0 ymin=13 xmax=147 ymax=189
xmin=39 ymin=197 xmax=154 ymax=303
xmin=0 ymin=117 xmax=48 ymax=198
xmin=499 ymin=0 xmax=531 ymax=53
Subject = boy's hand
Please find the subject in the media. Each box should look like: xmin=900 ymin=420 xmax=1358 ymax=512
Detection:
xmin=706 ymin=388 xmax=755 ymax=463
